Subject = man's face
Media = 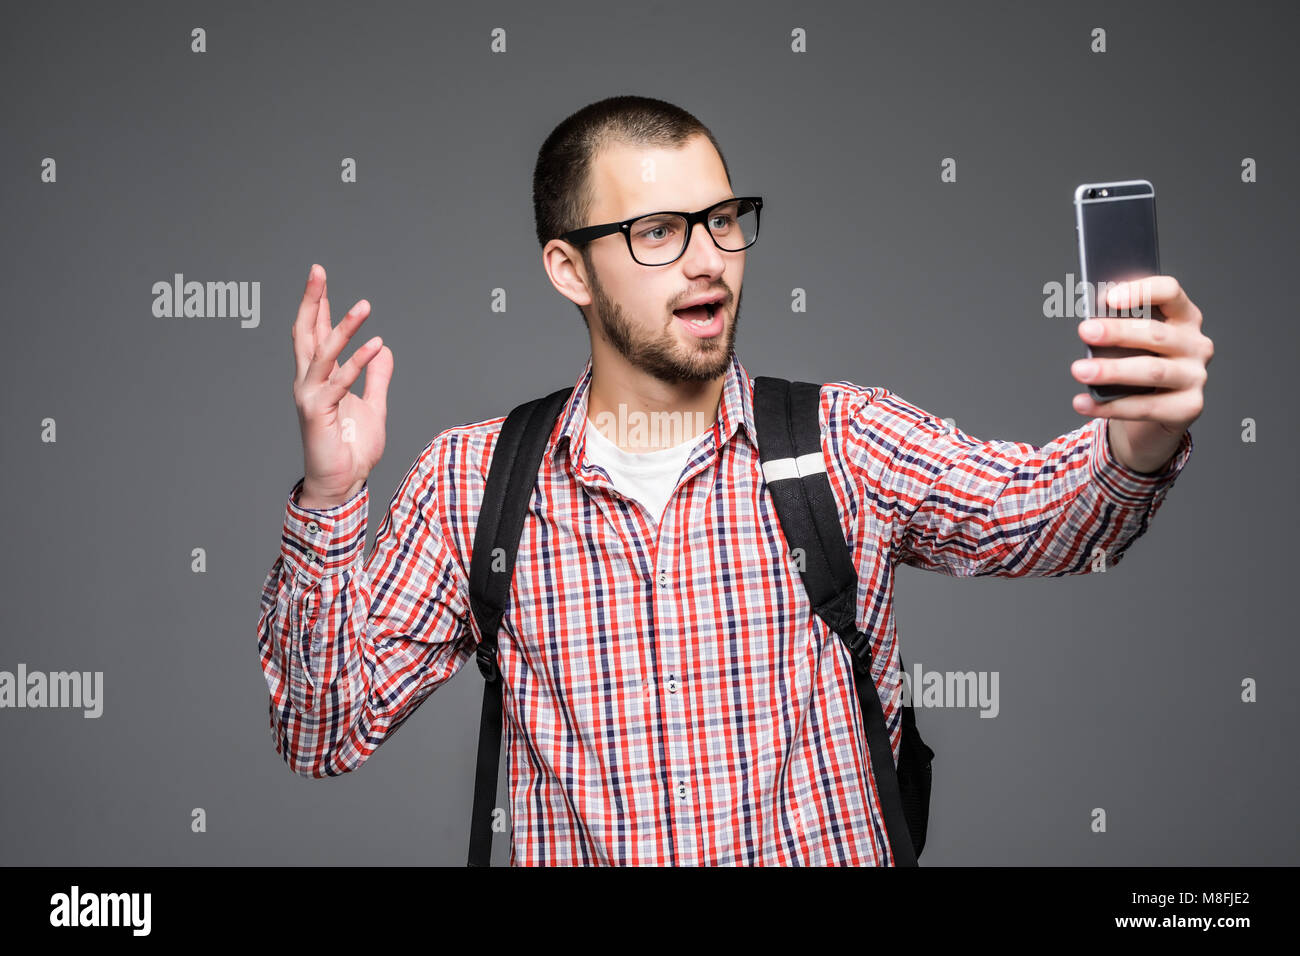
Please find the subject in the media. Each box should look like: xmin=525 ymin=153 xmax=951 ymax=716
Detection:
xmin=576 ymin=134 xmax=745 ymax=385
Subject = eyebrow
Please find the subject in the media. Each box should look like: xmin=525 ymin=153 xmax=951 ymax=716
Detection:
xmin=623 ymin=196 xmax=739 ymax=219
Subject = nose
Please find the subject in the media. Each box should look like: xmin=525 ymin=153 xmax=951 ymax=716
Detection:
xmin=681 ymin=220 xmax=724 ymax=267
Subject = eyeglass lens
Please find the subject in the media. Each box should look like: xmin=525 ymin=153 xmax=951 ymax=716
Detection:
xmin=628 ymin=199 xmax=759 ymax=265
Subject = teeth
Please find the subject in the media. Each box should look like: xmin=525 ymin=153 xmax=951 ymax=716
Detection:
xmin=678 ymin=302 xmax=719 ymax=325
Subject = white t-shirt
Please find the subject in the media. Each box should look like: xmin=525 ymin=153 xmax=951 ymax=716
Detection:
xmin=582 ymin=417 xmax=704 ymax=525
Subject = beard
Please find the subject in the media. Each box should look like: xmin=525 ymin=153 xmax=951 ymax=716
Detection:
xmin=587 ymin=264 xmax=740 ymax=386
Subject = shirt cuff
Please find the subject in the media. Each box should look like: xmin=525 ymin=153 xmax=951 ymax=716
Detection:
xmin=1087 ymin=417 xmax=1194 ymax=508
xmin=279 ymin=476 xmax=369 ymax=584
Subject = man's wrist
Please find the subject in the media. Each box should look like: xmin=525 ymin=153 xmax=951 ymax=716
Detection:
xmin=296 ymin=477 xmax=365 ymax=511
xmin=1107 ymin=419 xmax=1182 ymax=475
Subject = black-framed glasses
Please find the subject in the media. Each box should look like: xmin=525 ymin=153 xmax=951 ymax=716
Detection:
xmin=560 ymin=196 xmax=763 ymax=266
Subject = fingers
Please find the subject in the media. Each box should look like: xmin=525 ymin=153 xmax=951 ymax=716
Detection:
xmin=329 ymin=335 xmax=384 ymax=395
xmin=1071 ymin=387 xmax=1205 ymax=423
xmin=315 ymin=273 xmax=331 ymax=359
xmin=1072 ymin=352 xmax=1206 ymax=390
xmin=1077 ymin=315 xmax=1190 ymax=356
xmin=292 ymin=264 xmax=325 ymax=381
xmin=305 ymin=298 xmax=371 ymax=385
xmin=319 ymin=341 xmax=392 ymax=421
xmin=361 ymin=344 xmax=394 ymax=417
xmin=1104 ymin=275 xmax=1197 ymax=324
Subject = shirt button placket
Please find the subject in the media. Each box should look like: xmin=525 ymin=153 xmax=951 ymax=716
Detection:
xmin=656 ymin=508 xmax=695 ymax=862
xmin=301 ymin=518 xmax=324 ymax=653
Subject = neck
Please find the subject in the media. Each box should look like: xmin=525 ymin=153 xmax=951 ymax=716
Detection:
xmin=585 ymin=352 xmax=725 ymax=454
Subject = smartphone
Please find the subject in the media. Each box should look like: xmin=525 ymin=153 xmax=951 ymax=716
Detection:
xmin=1073 ymin=179 xmax=1165 ymax=402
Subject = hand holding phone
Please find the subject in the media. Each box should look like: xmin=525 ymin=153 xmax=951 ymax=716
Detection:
xmin=1073 ymin=179 xmax=1165 ymax=403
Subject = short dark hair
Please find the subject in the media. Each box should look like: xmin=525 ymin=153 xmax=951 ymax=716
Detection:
xmin=532 ymin=94 xmax=733 ymax=251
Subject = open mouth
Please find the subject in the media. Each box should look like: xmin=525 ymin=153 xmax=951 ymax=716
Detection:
xmin=673 ymin=302 xmax=718 ymax=325
xmin=673 ymin=300 xmax=724 ymax=337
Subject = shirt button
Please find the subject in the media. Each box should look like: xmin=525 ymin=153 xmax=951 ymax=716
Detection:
xmin=676 ymin=783 xmax=687 ymax=800
xmin=657 ymin=570 xmax=669 ymax=587
xmin=309 ymin=553 xmax=320 ymax=565
xmin=667 ymin=675 xmax=678 ymax=693
xmin=306 ymin=521 xmax=321 ymax=535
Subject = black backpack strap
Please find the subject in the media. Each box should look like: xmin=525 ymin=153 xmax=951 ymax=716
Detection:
xmin=753 ymin=376 xmax=929 ymax=865
xmin=465 ymin=385 xmax=573 ymax=867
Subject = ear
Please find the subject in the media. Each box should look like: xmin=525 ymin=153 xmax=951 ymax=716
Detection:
xmin=542 ymin=240 xmax=592 ymax=309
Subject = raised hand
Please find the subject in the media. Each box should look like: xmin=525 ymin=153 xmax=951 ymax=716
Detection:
xmin=291 ymin=264 xmax=394 ymax=508
xmin=1071 ymin=275 xmax=1212 ymax=473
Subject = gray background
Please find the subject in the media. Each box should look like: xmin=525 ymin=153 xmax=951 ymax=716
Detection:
xmin=1 ymin=0 xmax=1294 ymax=866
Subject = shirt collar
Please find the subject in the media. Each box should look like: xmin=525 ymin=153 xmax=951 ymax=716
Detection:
xmin=548 ymin=351 xmax=759 ymax=470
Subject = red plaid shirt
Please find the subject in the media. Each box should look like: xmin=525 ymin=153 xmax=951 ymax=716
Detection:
xmin=258 ymin=351 xmax=1192 ymax=865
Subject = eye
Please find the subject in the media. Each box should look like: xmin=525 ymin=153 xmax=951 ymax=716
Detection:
xmin=636 ymin=220 xmax=678 ymax=242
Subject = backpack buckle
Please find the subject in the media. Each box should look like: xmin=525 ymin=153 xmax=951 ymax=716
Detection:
xmin=476 ymin=644 xmax=499 ymax=682
xmin=845 ymin=629 xmax=874 ymax=675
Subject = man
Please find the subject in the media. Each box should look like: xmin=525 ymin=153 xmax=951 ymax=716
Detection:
xmin=259 ymin=95 xmax=1210 ymax=865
